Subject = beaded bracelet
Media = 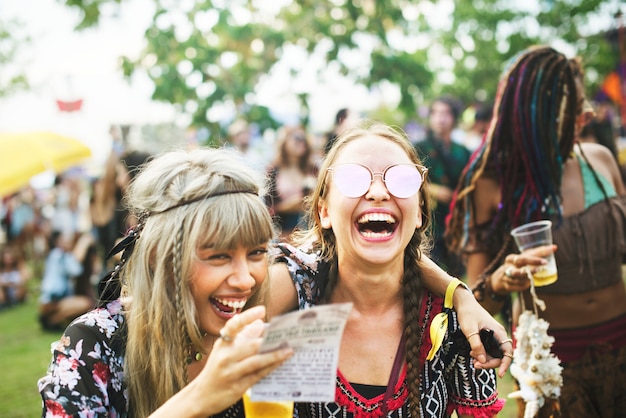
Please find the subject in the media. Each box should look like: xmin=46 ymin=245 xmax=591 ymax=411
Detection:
xmin=485 ymin=273 xmax=508 ymax=302
xmin=473 ymin=273 xmax=508 ymax=303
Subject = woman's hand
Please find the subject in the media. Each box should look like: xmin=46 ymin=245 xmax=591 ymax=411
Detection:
xmin=152 ymin=306 xmax=293 ymax=417
xmin=491 ymin=244 xmax=557 ymax=295
xmin=453 ymin=287 xmax=513 ymax=378
xmin=199 ymin=306 xmax=293 ymax=413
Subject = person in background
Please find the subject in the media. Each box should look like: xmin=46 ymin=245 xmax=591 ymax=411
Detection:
xmin=39 ymin=147 xmax=293 ymax=417
xmin=414 ymin=96 xmax=471 ymax=278
xmin=265 ymin=125 xmax=318 ymax=240
xmin=0 ymin=244 xmax=31 ymax=307
xmin=38 ymin=232 xmax=95 ymax=331
xmin=225 ymin=118 xmax=269 ymax=171
xmin=446 ymin=46 xmax=626 ymax=417
xmin=323 ymin=108 xmax=361 ymax=156
xmin=269 ymin=121 xmax=509 ymax=417
xmin=462 ymin=102 xmax=493 ymax=152
xmin=90 ymin=141 xmax=152 ymax=272
xmin=50 ymin=173 xmax=82 ymax=240
xmin=7 ymin=187 xmax=37 ymax=259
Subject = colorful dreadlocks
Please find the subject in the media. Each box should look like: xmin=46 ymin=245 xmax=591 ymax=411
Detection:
xmin=445 ymin=46 xmax=584 ymax=255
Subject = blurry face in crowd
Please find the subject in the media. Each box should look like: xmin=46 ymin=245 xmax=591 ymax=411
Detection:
xmin=116 ymin=162 xmax=130 ymax=190
xmin=231 ymin=131 xmax=250 ymax=151
xmin=429 ymin=101 xmax=456 ymax=139
xmin=57 ymin=234 xmax=74 ymax=251
xmin=1 ymin=248 xmax=16 ymax=267
xmin=285 ymin=131 xmax=308 ymax=158
xmin=338 ymin=110 xmax=360 ymax=134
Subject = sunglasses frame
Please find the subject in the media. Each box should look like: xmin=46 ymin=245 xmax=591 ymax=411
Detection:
xmin=327 ymin=163 xmax=428 ymax=198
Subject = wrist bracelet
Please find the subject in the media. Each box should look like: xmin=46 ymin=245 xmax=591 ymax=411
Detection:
xmin=485 ymin=274 xmax=507 ymax=302
xmin=427 ymin=277 xmax=468 ymax=361
xmin=445 ymin=277 xmax=470 ymax=309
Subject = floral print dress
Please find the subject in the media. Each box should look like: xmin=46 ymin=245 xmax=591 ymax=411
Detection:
xmin=38 ymin=299 xmax=128 ymax=417
xmin=38 ymin=299 xmax=244 ymax=418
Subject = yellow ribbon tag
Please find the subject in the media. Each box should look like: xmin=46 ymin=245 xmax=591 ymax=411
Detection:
xmin=425 ymin=278 xmax=464 ymax=361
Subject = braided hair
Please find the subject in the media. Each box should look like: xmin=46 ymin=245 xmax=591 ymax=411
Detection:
xmin=446 ymin=46 xmax=585 ymax=256
xmin=122 ymin=148 xmax=275 ymax=417
xmin=293 ymin=120 xmax=432 ymax=416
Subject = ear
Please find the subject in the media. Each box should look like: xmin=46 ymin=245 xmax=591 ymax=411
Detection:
xmin=319 ymin=200 xmax=332 ymax=229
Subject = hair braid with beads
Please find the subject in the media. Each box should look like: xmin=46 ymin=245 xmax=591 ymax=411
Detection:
xmin=446 ymin=46 xmax=584 ymax=257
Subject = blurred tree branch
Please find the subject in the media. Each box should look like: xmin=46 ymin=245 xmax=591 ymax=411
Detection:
xmin=59 ymin=0 xmax=624 ymax=140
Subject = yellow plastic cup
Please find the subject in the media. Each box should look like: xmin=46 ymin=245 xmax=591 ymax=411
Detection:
xmin=242 ymin=391 xmax=294 ymax=418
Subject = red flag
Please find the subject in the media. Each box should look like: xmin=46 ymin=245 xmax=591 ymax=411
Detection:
xmin=56 ymin=99 xmax=83 ymax=112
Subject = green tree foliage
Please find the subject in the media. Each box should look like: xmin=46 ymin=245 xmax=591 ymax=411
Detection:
xmin=443 ymin=0 xmax=622 ymax=106
xmin=0 ymin=19 xmax=29 ymax=97
xmin=60 ymin=0 xmax=624 ymax=138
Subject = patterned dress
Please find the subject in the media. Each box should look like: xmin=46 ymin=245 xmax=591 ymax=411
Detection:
xmin=37 ymin=299 xmax=244 ymax=418
xmin=274 ymin=243 xmax=504 ymax=418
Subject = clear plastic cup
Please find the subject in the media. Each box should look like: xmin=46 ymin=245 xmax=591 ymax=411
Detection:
xmin=242 ymin=390 xmax=294 ymax=418
xmin=510 ymin=220 xmax=558 ymax=286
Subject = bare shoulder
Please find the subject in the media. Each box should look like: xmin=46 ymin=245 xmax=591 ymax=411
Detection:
xmin=472 ymin=176 xmax=500 ymax=224
xmin=579 ymin=141 xmax=616 ymax=163
xmin=578 ymin=142 xmax=626 ymax=195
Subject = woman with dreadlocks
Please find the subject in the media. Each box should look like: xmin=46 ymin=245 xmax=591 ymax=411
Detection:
xmin=269 ymin=120 xmax=507 ymax=417
xmin=38 ymin=148 xmax=294 ymax=417
xmin=446 ymin=46 xmax=626 ymax=417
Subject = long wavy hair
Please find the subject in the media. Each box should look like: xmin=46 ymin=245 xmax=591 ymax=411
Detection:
xmin=293 ymin=120 xmax=432 ymax=416
xmin=446 ymin=46 xmax=585 ymax=257
xmin=121 ymin=148 xmax=276 ymax=417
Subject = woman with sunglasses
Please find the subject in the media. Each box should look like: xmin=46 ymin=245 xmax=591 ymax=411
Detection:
xmin=39 ymin=148 xmax=293 ymax=417
xmin=268 ymin=121 xmax=508 ymax=417
xmin=446 ymin=46 xmax=626 ymax=417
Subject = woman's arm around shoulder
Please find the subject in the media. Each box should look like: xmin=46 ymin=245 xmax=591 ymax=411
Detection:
xmin=266 ymin=262 xmax=299 ymax=319
xmin=419 ymin=254 xmax=512 ymax=376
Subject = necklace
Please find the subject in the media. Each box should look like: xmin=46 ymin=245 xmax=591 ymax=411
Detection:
xmin=186 ymin=332 xmax=209 ymax=364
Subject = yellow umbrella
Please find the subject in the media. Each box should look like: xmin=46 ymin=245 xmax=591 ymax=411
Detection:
xmin=0 ymin=132 xmax=92 ymax=197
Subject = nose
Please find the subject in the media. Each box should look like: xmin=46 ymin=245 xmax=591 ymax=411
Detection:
xmin=227 ymin=257 xmax=257 ymax=290
xmin=365 ymin=172 xmax=390 ymax=200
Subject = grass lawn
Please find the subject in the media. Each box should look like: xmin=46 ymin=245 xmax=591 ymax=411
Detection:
xmin=0 ymin=293 xmax=63 ymax=417
xmin=0 ymin=282 xmax=519 ymax=417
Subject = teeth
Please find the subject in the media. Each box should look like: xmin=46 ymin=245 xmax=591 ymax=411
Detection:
xmin=357 ymin=213 xmax=396 ymax=224
xmin=360 ymin=230 xmax=393 ymax=238
xmin=214 ymin=298 xmax=247 ymax=310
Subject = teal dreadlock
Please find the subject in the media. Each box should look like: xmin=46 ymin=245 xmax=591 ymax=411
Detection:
xmin=446 ymin=46 xmax=583 ymax=254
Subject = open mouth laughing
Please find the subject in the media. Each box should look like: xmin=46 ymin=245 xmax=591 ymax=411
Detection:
xmin=356 ymin=212 xmax=398 ymax=239
xmin=210 ymin=297 xmax=247 ymax=317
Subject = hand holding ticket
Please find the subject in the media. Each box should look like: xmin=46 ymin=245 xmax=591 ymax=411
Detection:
xmin=249 ymin=303 xmax=353 ymax=403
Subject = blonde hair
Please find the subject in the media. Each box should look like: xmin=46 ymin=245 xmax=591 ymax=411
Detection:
xmin=122 ymin=147 xmax=275 ymax=417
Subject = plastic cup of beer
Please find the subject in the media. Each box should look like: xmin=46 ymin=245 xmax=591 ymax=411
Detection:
xmin=510 ymin=220 xmax=558 ymax=286
xmin=242 ymin=390 xmax=294 ymax=418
